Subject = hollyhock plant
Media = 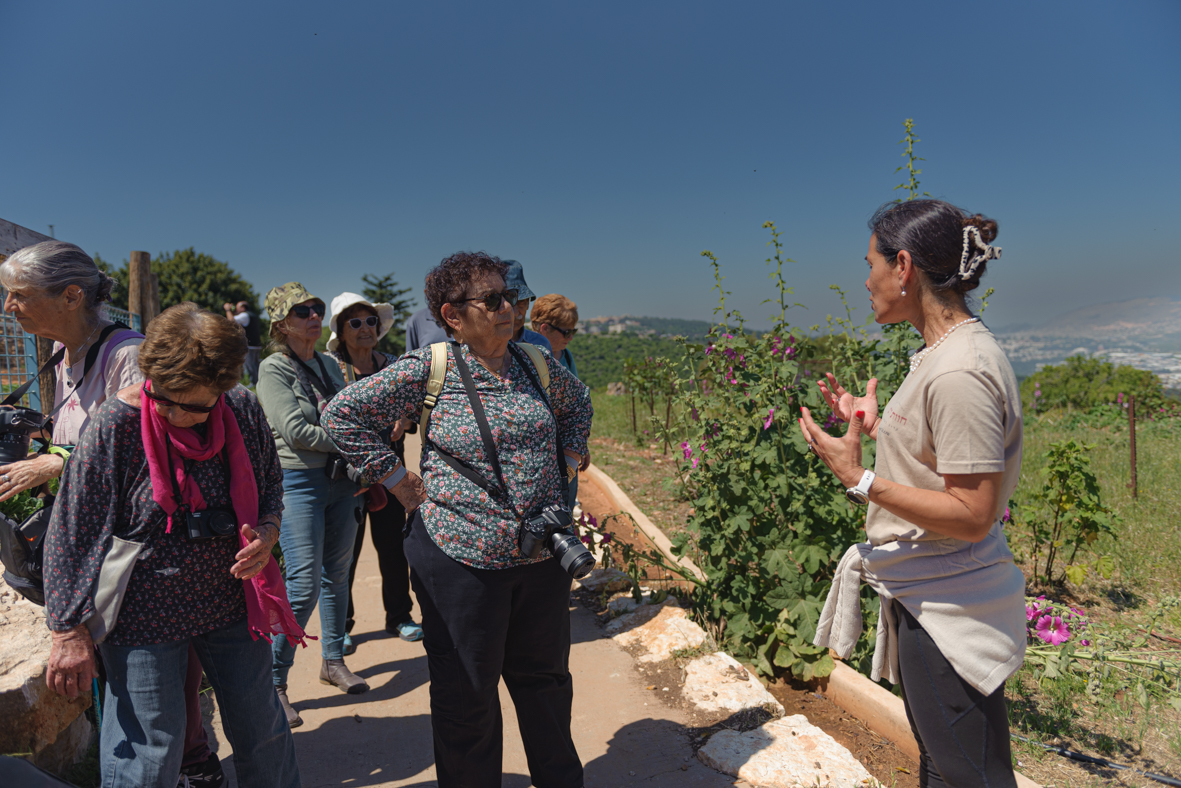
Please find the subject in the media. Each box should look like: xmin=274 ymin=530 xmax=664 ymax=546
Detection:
xmin=1035 ymin=614 xmax=1070 ymax=645
xmin=763 ymin=408 xmax=775 ymax=430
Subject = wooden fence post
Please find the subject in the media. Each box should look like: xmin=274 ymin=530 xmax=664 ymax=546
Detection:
xmin=128 ymin=251 xmax=151 ymax=331
xmin=1128 ymin=395 xmax=1138 ymax=499
xmin=148 ymin=273 xmax=160 ymax=322
xmin=36 ymin=338 xmax=56 ymax=415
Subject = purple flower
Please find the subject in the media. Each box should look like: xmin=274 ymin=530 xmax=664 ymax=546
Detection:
xmin=763 ymin=407 xmax=775 ymax=430
xmin=1117 ymin=393 xmax=1124 ymax=404
xmin=691 ymin=457 xmax=699 ymax=470
xmin=580 ymin=535 xmax=593 ymax=546
xmin=601 ymin=533 xmax=612 ymax=544
xmin=1035 ymin=615 xmax=1070 ymax=645
xmin=1025 ymin=604 xmax=1041 ymax=622
xmin=705 ymin=345 xmax=713 ymax=356
xmin=699 ymin=442 xmax=708 ymax=454
xmin=1002 ymin=508 xmax=1011 ymax=523
xmin=1081 ymin=639 xmax=1091 ymax=646
xmin=681 ymin=441 xmax=692 ymax=460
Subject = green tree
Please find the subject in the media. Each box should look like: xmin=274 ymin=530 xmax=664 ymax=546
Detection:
xmin=153 ymin=248 xmax=260 ymax=314
xmin=93 ymin=254 xmax=130 ymax=311
xmin=1021 ymin=355 xmax=1165 ymax=412
xmin=360 ymin=272 xmax=416 ymax=355
xmin=94 ymin=249 xmax=259 ymax=316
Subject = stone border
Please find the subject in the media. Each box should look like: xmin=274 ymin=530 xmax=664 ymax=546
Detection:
xmin=584 ymin=464 xmax=1042 ymax=788
xmin=583 ymin=463 xmax=705 ymax=582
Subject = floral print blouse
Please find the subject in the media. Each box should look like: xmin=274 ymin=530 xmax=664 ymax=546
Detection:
xmin=44 ymin=387 xmax=285 ymax=646
xmin=321 ymin=342 xmax=592 ymax=569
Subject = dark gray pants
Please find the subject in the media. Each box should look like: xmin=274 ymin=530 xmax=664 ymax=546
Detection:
xmin=405 ymin=514 xmax=583 ymax=788
xmin=895 ymin=601 xmax=1017 ymax=788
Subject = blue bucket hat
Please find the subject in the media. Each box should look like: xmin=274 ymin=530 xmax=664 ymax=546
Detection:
xmin=501 ymin=259 xmax=536 ymax=301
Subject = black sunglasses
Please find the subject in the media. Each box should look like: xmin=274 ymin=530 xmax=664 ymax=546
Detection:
xmin=289 ymin=303 xmax=326 ymax=319
xmin=544 ymin=323 xmax=578 ymax=339
xmin=345 ymin=315 xmax=380 ymax=330
xmin=454 ymin=289 xmax=519 ymax=312
xmin=142 ymin=384 xmax=221 ymax=414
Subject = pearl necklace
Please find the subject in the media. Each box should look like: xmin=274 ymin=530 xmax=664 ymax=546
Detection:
xmin=909 ymin=317 xmax=979 ymax=373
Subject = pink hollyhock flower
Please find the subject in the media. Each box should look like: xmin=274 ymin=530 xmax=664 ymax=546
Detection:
xmin=601 ymin=533 xmax=612 ymax=544
xmin=1025 ymin=604 xmax=1041 ymax=621
xmin=763 ymin=408 xmax=775 ymax=430
xmin=584 ymin=513 xmax=598 ymax=529
xmin=1035 ymin=615 xmax=1070 ymax=645
xmin=580 ymin=535 xmax=593 ymax=546
xmin=691 ymin=457 xmax=699 ymax=470
xmin=681 ymin=441 xmax=692 ymax=460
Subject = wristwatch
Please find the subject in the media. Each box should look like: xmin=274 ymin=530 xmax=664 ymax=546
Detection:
xmin=845 ymin=469 xmax=876 ymax=505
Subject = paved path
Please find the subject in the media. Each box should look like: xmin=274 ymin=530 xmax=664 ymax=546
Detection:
xmin=210 ymin=433 xmax=737 ymax=787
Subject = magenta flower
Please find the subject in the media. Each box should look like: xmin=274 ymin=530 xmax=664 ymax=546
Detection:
xmin=580 ymin=535 xmax=593 ymax=546
xmin=584 ymin=513 xmax=598 ymax=529
xmin=763 ymin=408 xmax=775 ymax=430
xmin=1025 ymin=604 xmax=1041 ymax=622
xmin=691 ymin=457 xmax=699 ymax=470
xmin=601 ymin=533 xmax=612 ymax=544
xmin=1035 ymin=615 xmax=1070 ymax=645
xmin=1002 ymin=508 xmax=1011 ymax=523
xmin=681 ymin=441 xmax=692 ymax=460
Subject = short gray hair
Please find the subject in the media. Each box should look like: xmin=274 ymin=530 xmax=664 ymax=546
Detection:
xmin=0 ymin=241 xmax=116 ymax=308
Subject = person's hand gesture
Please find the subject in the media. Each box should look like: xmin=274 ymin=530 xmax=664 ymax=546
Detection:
xmin=798 ymin=407 xmax=868 ymax=489
xmin=816 ymin=374 xmax=880 ymax=440
xmin=231 ymin=523 xmax=279 ymax=579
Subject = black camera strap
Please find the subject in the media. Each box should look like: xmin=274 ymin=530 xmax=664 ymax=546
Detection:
xmin=426 ymin=343 xmax=570 ymax=512
xmin=506 ymin=343 xmax=571 ymax=502
xmin=285 ymin=351 xmax=338 ymax=424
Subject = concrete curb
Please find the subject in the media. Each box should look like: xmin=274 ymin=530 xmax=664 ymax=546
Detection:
xmin=585 ymin=463 xmax=1041 ymax=788
xmin=583 ymin=463 xmax=706 ymax=582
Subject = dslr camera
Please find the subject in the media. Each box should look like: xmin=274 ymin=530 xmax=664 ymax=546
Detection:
xmin=519 ymin=503 xmax=596 ymax=580
xmin=0 ymin=407 xmax=48 ymax=465
xmin=183 ymin=508 xmax=238 ymax=541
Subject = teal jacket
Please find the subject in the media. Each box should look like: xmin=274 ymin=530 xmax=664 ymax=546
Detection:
xmin=256 ymin=351 xmax=348 ymax=470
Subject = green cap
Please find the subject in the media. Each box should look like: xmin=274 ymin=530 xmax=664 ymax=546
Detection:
xmin=265 ymin=282 xmax=322 ymax=323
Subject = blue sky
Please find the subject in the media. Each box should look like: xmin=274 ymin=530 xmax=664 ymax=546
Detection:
xmin=3 ymin=1 xmax=1178 ymax=331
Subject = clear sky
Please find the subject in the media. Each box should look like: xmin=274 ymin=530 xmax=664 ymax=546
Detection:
xmin=3 ymin=1 xmax=1178 ymax=331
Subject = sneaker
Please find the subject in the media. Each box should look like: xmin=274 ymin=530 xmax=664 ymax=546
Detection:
xmin=343 ymin=632 xmax=356 ymax=656
xmin=178 ymin=751 xmax=225 ymax=788
xmin=388 ymin=620 xmax=424 ymax=642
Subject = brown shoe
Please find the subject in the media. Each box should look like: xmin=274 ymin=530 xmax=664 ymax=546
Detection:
xmin=276 ymin=684 xmax=303 ymax=728
xmin=319 ymin=658 xmax=370 ymax=694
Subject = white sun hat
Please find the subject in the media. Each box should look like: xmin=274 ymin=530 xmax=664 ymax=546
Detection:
xmin=327 ymin=292 xmax=396 ymax=353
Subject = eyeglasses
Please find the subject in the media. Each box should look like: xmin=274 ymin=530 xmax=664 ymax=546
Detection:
xmin=288 ymin=303 xmax=326 ymax=320
xmin=454 ymin=289 xmax=519 ymax=312
xmin=142 ymin=384 xmax=221 ymax=414
xmin=544 ymin=323 xmax=578 ymax=339
xmin=345 ymin=316 xmax=380 ymax=330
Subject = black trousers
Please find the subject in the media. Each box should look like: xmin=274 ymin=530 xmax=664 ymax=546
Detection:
xmin=894 ymin=601 xmax=1017 ymax=788
xmin=405 ymin=514 xmax=583 ymax=788
xmin=345 ymin=493 xmax=412 ymax=631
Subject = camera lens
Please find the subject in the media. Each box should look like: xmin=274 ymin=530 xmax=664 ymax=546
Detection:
xmin=209 ymin=511 xmax=238 ymax=537
xmin=0 ymin=432 xmax=32 ymax=465
xmin=549 ymin=531 xmax=596 ymax=580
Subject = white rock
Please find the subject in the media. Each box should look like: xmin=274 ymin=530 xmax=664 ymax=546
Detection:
xmin=577 ymin=568 xmax=633 ymax=595
xmin=608 ymin=595 xmax=642 ymax=613
xmin=0 ymin=575 xmax=92 ymax=771
xmin=683 ymin=652 xmax=785 ymax=717
xmin=697 ymin=715 xmax=879 ymax=788
xmin=608 ymin=600 xmax=708 ymax=662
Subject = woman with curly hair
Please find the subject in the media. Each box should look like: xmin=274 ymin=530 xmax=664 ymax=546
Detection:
xmin=805 ymin=200 xmax=1024 ymax=788
xmin=322 ymin=251 xmax=593 ymax=788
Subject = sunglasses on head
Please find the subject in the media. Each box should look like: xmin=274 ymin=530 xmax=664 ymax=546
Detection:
xmin=345 ymin=315 xmax=380 ymax=330
xmin=454 ymin=289 xmax=519 ymax=311
xmin=545 ymin=324 xmax=578 ymax=339
xmin=142 ymin=384 xmax=221 ymax=414
xmin=289 ymin=303 xmax=326 ymax=319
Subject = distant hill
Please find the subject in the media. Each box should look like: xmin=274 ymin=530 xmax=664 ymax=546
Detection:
xmin=582 ymin=315 xmax=715 ymax=339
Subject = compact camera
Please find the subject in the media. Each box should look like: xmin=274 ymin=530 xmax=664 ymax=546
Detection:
xmin=324 ymin=454 xmax=364 ymax=484
xmin=519 ymin=503 xmax=596 ymax=580
xmin=0 ymin=407 xmax=47 ymax=465
xmin=183 ymin=508 xmax=238 ymax=541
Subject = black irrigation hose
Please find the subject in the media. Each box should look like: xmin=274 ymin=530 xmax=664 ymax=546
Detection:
xmin=1011 ymin=732 xmax=1181 ymax=787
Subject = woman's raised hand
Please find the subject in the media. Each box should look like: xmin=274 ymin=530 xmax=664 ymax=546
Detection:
xmin=816 ymin=374 xmax=880 ymax=440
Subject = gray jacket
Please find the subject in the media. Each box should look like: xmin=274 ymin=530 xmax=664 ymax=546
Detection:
xmin=256 ymin=351 xmax=348 ymax=469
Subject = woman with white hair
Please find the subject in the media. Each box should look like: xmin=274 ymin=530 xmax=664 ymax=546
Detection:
xmin=0 ymin=241 xmax=142 ymax=497
xmin=326 ymin=292 xmax=422 ymax=650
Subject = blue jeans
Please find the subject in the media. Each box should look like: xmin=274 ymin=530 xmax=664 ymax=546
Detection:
xmin=271 ymin=466 xmax=362 ymax=683
xmin=98 ymin=619 xmax=300 ymax=788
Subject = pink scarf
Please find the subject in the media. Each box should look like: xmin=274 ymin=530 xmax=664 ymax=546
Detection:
xmin=141 ymin=382 xmax=309 ymax=646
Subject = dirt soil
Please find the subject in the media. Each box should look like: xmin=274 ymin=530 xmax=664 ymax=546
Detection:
xmin=577 ymin=472 xmax=921 ymax=788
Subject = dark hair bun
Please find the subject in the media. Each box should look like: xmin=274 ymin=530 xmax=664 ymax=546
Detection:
xmin=962 ymin=214 xmax=998 ymax=244
xmin=94 ymin=274 xmax=116 ymax=304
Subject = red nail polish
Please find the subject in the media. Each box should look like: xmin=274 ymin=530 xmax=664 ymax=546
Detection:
xmin=855 ymin=410 xmax=865 ymax=419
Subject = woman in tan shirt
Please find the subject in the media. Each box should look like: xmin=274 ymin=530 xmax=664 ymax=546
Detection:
xmin=802 ymin=199 xmax=1024 ymax=788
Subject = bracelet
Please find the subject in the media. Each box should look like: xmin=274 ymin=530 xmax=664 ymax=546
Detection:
xmin=382 ymin=466 xmax=408 ymax=490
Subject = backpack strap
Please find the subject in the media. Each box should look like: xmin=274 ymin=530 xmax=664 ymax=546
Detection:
xmin=515 ymin=342 xmax=550 ymax=391
xmin=420 ymin=342 xmax=448 ymax=432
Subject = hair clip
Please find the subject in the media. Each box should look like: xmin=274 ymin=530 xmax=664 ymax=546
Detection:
xmin=959 ymin=226 xmax=1002 ymax=280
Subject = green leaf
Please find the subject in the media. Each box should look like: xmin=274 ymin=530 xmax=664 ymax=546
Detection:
xmin=1064 ymin=564 xmax=1087 ymax=586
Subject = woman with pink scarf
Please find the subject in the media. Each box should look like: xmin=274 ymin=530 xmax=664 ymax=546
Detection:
xmin=43 ymin=303 xmax=303 ymax=788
